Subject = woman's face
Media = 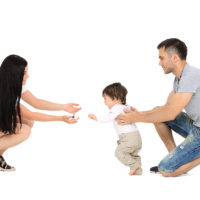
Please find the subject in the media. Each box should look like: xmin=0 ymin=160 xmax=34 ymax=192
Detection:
xmin=22 ymin=66 xmax=29 ymax=85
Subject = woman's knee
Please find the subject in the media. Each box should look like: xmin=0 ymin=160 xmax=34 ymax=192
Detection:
xmin=19 ymin=124 xmax=31 ymax=140
xmin=21 ymin=118 xmax=35 ymax=128
xmin=29 ymin=120 xmax=34 ymax=128
xmin=24 ymin=120 xmax=34 ymax=128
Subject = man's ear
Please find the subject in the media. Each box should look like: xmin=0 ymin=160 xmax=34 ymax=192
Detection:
xmin=172 ymin=53 xmax=180 ymax=64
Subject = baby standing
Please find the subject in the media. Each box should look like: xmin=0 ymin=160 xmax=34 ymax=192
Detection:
xmin=88 ymin=83 xmax=142 ymax=175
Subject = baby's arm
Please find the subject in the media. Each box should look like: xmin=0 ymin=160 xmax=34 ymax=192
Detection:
xmin=88 ymin=112 xmax=118 ymax=122
xmin=89 ymin=106 xmax=121 ymax=123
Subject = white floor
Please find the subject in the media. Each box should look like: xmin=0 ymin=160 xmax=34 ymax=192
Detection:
xmin=1 ymin=121 xmax=200 ymax=200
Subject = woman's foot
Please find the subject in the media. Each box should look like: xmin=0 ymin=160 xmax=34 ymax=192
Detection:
xmin=129 ymin=167 xmax=142 ymax=176
xmin=0 ymin=156 xmax=15 ymax=171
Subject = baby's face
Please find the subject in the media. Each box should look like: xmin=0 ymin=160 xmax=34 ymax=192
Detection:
xmin=103 ymin=94 xmax=118 ymax=109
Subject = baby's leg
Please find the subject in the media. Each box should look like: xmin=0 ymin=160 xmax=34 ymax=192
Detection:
xmin=129 ymin=148 xmax=142 ymax=175
xmin=115 ymin=131 xmax=142 ymax=175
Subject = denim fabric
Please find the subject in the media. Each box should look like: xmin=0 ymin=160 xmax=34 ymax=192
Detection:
xmin=158 ymin=112 xmax=200 ymax=173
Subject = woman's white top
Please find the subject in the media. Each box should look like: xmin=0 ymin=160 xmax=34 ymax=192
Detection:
xmin=22 ymin=86 xmax=27 ymax=94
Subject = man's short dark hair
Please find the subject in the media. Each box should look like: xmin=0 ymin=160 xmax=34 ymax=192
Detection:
xmin=102 ymin=82 xmax=127 ymax=105
xmin=157 ymin=38 xmax=187 ymax=60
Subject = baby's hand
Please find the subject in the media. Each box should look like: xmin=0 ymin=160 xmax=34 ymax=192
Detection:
xmin=88 ymin=114 xmax=97 ymax=121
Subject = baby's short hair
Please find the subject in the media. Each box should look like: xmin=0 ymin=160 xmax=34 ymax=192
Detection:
xmin=102 ymin=82 xmax=128 ymax=105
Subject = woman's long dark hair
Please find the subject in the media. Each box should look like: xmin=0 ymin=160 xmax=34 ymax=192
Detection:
xmin=0 ymin=55 xmax=27 ymax=134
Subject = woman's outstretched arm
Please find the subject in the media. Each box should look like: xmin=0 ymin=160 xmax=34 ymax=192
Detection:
xmin=21 ymin=90 xmax=81 ymax=114
xmin=20 ymin=104 xmax=79 ymax=124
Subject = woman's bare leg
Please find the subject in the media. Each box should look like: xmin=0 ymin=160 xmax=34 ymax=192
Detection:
xmin=21 ymin=118 xmax=34 ymax=128
xmin=0 ymin=119 xmax=34 ymax=155
xmin=0 ymin=124 xmax=31 ymax=152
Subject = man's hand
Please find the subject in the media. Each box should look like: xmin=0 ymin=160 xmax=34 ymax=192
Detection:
xmin=116 ymin=108 xmax=138 ymax=125
xmin=64 ymin=103 xmax=81 ymax=114
xmin=62 ymin=115 xmax=79 ymax=124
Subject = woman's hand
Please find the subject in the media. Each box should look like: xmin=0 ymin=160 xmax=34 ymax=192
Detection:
xmin=62 ymin=115 xmax=79 ymax=124
xmin=63 ymin=103 xmax=81 ymax=114
xmin=88 ymin=114 xmax=97 ymax=121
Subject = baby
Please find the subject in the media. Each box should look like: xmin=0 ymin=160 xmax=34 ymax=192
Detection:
xmin=88 ymin=82 xmax=142 ymax=175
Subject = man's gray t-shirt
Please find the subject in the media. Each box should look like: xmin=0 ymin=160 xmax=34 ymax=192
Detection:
xmin=173 ymin=63 xmax=200 ymax=127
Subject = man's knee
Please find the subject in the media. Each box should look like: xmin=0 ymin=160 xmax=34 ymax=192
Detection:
xmin=154 ymin=121 xmax=168 ymax=127
xmin=153 ymin=122 xmax=160 ymax=126
xmin=153 ymin=122 xmax=170 ymax=135
xmin=158 ymin=154 xmax=176 ymax=175
xmin=159 ymin=168 xmax=176 ymax=177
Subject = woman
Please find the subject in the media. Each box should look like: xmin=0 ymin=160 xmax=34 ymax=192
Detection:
xmin=0 ymin=55 xmax=81 ymax=171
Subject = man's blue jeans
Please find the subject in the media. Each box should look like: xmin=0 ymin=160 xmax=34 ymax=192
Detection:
xmin=158 ymin=112 xmax=200 ymax=173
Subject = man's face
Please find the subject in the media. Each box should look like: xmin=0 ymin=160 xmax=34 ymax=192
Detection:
xmin=158 ymin=47 xmax=174 ymax=74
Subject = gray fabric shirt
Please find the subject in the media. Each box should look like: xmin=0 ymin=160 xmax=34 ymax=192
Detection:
xmin=173 ymin=63 xmax=200 ymax=127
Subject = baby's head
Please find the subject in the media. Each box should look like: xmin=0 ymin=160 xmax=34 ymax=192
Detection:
xmin=102 ymin=82 xmax=127 ymax=109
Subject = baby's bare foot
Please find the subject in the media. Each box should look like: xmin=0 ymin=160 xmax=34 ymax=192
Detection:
xmin=129 ymin=169 xmax=137 ymax=175
xmin=129 ymin=168 xmax=143 ymax=176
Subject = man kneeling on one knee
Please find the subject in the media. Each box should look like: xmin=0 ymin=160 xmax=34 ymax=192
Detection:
xmin=116 ymin=38 xmax=200 ymax=177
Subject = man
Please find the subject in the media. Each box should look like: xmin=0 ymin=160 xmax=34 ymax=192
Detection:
xmin=116 ymin=38 xmax=200 ymax=177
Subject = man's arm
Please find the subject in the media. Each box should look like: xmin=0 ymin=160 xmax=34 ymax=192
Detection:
xmin=116 ymin=91 xmax=193 ymax=124
xmin=138 ymin=91 xmax=175 ymax=115
xmin=21 ymin=90 xmax=81 ymax=113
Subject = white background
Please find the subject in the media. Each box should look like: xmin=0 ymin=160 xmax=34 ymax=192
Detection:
xmin=1 ymin=0 xmax=200 ymax=199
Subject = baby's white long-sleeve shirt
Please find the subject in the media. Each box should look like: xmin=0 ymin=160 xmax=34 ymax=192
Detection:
xmin=97 ymin=104 xmax=138 ymax=136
